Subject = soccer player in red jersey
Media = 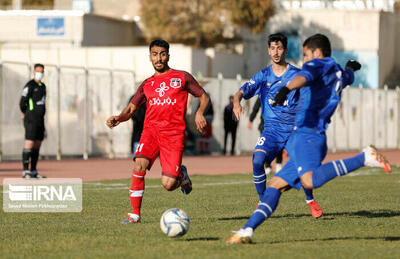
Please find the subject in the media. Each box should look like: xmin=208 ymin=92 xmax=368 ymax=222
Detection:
xmin=106 ymin=39 xmax=210 ymax=223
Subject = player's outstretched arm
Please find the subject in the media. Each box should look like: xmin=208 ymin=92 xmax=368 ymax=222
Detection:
xmin=106 ymin=103 xmax=138 ymax=129
xmin=194 ymin=93 xmax=210 ymax=133
xmin=233 ymin=90 xmax=244 ymax=120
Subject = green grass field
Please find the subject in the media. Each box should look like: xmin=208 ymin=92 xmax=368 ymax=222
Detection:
xmin=1 ymin=167 xmax=400 ymax=258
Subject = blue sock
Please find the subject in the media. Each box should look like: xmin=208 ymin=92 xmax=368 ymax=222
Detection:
xmin=303 ymin=187 xmax=314 ymax=201
xmin=252 ymin=151 xmax=268 ymax=200
xmin=244 ymin=187 xmax=281 ymax=230
xmin=312 ymin=153 xmax=365 ymax=188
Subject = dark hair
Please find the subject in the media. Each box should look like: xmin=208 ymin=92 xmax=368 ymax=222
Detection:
xmin=303 ymin=34 xmax=331 ymax=57
xmin=149 ymin=39 xmax=170 ymax=53
xmin=34 ymin=63 xmax=44 ymax=69
xmin=268 ymin=33 xmax=288 ymax=49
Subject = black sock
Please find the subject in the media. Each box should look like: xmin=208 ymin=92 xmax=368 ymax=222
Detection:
xmin=31 ymin=148 xmax=40 ymax=171
xmin=22 ymin=148 xmax=32 ymax=171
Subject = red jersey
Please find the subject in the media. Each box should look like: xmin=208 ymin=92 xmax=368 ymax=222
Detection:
xmin=131 ymin=69 xmax=205 ymax=131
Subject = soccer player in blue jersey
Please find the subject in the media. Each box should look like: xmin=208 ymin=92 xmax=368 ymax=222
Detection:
xmin=227 ymin=34 xmax=391 ymax=244
xmin=233 ymin=33 xmax=323 ymax=219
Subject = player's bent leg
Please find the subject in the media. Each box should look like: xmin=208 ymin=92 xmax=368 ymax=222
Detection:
xmin=161 ymin=175 xmax=178 ymax=191
xmin=252 ymin=150 xmax=268 ymax=200
xmin=300 ymin=171 xmax=314 ymax=190
xmin=227 ymin=176 xmax=290 ymax=244
xmin=160 ymin=165 xmax=192 ymax=194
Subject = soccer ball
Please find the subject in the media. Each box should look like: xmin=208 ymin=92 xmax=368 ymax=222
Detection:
xmin=160 ymin=208 xmax=190 ymax=237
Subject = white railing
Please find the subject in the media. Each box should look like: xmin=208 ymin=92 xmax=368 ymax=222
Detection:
xmin=276 ymin=0 xmax=396 ymax=12
xmin=0 ymin=62 xmax=399 ymax=160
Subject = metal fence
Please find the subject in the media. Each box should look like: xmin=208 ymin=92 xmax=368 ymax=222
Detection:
xmin=0 ymin=61 xmax=135 ymax=160
xmin=0 ymin=62 xmax=399 ymax=160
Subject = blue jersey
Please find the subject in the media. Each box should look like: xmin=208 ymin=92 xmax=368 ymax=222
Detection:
xmin=295 ymin=57 xmax=354 ymax=133
xmin=240 ymin=64 xmax=300 ymax=125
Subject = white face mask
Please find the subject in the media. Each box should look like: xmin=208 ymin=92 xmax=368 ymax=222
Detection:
xmin=34 ymin=72 xmax=44 ymax=81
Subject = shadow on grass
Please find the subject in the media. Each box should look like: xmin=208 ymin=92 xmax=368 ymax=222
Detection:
xmin=218 ymin=210 xmax=400 ymax=221
xmin=259 ymin=235 xmax=400 ymax=244
xmin=182 ymin=237 xmax=220 ymax=241
xmin=273 ymin=210 xmax=400 ymax=219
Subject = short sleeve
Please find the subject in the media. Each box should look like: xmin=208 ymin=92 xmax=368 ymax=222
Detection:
xmin=297 ymin=61 xmax=322 ymax=84
xmin=184 ymin=72 xmax=205 ymax=97
xmin=130 ymin=80 xmax=147 ymax=106
xmin=239 ymin=71 xmax=263 ymax=99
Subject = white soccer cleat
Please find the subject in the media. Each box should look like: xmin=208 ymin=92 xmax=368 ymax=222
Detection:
xmin=363 ymin=145 xmax=391 ymax=173
xmin=121 ymin=213 xmax=141 ymax=224
xmin=226 ymin=227 xmax=253 ymax=244
xmin=265 ymin=167 xmax=272 ymax=175
xmin=275 ymin=163 xmax=282 ymax=173
xmin=22 ymin=170 xmax=31 ymax=179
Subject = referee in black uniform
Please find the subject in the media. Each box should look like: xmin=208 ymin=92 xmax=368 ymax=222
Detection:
xmin=19 ymin=63 xmax=46 ymax=178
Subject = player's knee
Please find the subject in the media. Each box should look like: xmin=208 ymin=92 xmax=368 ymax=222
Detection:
xmin=300 ymin=172 xmax=314 ymax=190
xmin=161 ymin=181 xmax=175 ymax=191
xmin=134 ymin=158 xmax=149 ymax=172
xmin=267 ymin=176 xmax=290 ymax=193
xmin=253 ymin=151 xmax=267 ymax=170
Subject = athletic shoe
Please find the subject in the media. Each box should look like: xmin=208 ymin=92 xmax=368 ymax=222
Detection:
xmin=275 ymin=163 xmax=282 ymax=173
xmin=22 ymin=170 xmax=31 ymax=179
xmin=30 ymin=170 xmax=46 ymax=179
xmin=226 ymin=227 xmax=253 ymax=244
xmin=180 ymin=165 xmax=192 ymax=195
xmin=307 ymin=200 xmax=323 ymax=219
xmin=363 ymin=145 xmax=391 ymax=173
xmin=121 ymin=212 xmax=141 ymax=224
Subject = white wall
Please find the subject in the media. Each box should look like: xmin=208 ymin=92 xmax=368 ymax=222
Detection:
xmin=0 ymin=11 xmax=137 ymax=48
xmin=379 ymin=11 xmax=397 ymax=87
xmin=1 ymin=44 xmax=245 ymax=82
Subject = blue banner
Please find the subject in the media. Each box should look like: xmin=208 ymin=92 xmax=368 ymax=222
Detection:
xmin=37 ymin=17 xmax=65 ymax=36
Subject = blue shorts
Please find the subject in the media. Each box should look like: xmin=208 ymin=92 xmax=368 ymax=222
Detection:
xmin=254 ymin=123 xmax=292 ymax=164
xmin=275 ymin=130 xmax=327 ymax=190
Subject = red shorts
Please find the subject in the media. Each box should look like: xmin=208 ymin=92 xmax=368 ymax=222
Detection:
xmin=134 ymin=127 xmax=184 ymax=179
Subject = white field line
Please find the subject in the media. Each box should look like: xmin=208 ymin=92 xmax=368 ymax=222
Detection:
xmin=84 ymin=180 xmax=253 ymax=191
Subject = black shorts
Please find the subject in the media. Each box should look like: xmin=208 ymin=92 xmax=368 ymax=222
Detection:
xmin=24 ymin=119 xmax=45 ymax=141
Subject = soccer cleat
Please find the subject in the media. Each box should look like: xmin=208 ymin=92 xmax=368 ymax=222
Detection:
xmin=265 ymin=167 xmax=272 ymax=175
xmin=180 ymin=165 xmax=192 ymax=195
xmin=363 ymin=145 xmax=391 ymax=173
xmin=22 ymin=170 xmax=31 ymax=179
xmin=121 ymin=212 xmax=141 ymax=224
xmin=307 ymin=200 xmax=323 ymax=219
xmin=226 ymin=227 xmax=253 ymax=244
xmin=30 ymin=170 xmax=46 ymax=179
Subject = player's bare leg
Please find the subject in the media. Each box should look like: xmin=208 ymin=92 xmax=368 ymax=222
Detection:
xmin=161 ymin=165 xmax=192 ymax=194
xmin=122 ymin=158 xmax=149 ymax=224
